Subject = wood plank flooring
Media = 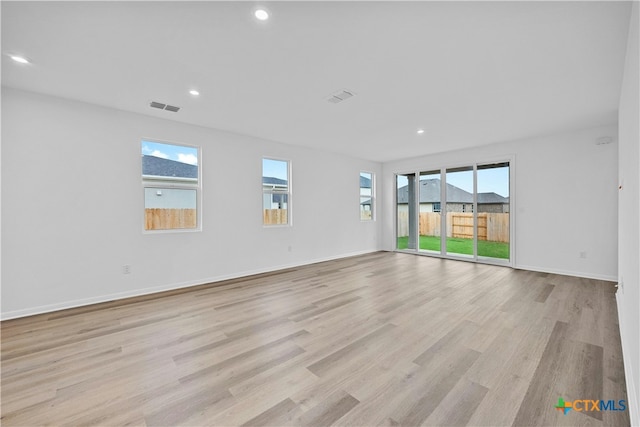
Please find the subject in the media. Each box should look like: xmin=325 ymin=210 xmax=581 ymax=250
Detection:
xmin=0 ymin=252 xmax=630 ymax=426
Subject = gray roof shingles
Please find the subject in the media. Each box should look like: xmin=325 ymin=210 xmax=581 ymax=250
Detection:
xmin=397 ymin=179 xmax=507 ymax=204
xmin=263 ymin=177 xmax=288 ymax=186
xmin=477 ymin=192 xmax=509 ymax=204
xmin=142 ymin=155 xmax=198 ymax=179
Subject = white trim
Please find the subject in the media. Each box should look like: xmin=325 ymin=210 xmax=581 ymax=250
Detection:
xmin=617 ymin=293 xmax=639 ymax=427
xmin=508 ymin=156 xmax=516 ymax=266
xmin=0 ymin=249 xmax=378 ymax=321
xmin=514 ymin=263 xmax=617 ymax=282
xmin=473 ymin=165 xmax=478 ymax=258
xmin=440 ymin=170 xmax=446 ymax=254
xmin=142 ymin=175 xmax=198 ymax=184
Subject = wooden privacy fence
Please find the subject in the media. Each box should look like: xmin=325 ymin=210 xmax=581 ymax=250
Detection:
xmin=451 ymin=214 xmax=483 ymax=240
xmin=145 ymin=209 xmax=288 ymax=229
xmin=145 ymin=208 xmax=196 ymax=230
xmin=398 ymin=212 xmax=509 ymax=242
xmin=264 ymin=209 xmax=288 ymax=225
xmin=483 ymin=213 xmax=509 ymax=242
xmin=361 ymin=210 xmax=372 ymax=221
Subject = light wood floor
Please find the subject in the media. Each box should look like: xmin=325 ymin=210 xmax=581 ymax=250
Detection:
xmin=1 ymin=252 xmax=629 ymax=426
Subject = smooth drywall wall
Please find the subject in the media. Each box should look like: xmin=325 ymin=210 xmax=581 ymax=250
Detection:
xmin=382 ymin=125 xmax=619 ymax=281
xmin=618 ymin=2 xmax=639 ymax=423
xmin=1 ymin=88 xmax=381 ymax=319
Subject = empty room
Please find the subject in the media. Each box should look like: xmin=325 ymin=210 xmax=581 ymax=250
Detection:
xmin=1 ymin=1 xmax=639 ymax=426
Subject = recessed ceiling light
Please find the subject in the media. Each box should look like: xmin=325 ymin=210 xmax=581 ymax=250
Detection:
xmin=254 ymin=9 xmax=269 ymax=21
xmin=10 ymin=55 xmax=30 ymax=64
xmin=189 ymin=90 xmax=200 ymax=96
xmin=417 ymin=129 xmax=425 ymax=135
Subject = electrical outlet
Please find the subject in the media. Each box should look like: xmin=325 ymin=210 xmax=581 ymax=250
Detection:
xmin=288 ymin=246 xmax=292 ymax=252
xmin=579 ymin=251 xmax=587 ymax=259
xmin=122 ymin=265 xmax=131 ymax=275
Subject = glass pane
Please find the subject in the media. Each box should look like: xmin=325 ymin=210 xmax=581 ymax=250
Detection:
xmin=360 ymin=172 xmax=372 ymax=196
xmin=477 ymin=162 xmax=510 ymax=260
xmin=360 ymin=197 xmax=372 ymax=220
xmin=419 ymin=170 xmax=441 ymax=253
xmin=263 ymin=158 xmax=289 ymax=225
xmin=141 ymin=140 xmax=198 ymax=181
xmin=262 ymin=159 xmax=289 ymax=190
xmin=360 ymin=172 xmax=373 ymax=220
xmin=263 ymin=193 xmax=288 ymax=225
xmin=445 ymin=167 xmax=474 ymax=257
xmin=397 ymin=173 xmax=417 ymax=250
xmin=144 ymin=188 xmax=197 ymax=230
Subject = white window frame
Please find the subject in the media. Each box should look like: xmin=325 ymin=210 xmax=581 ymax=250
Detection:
xmin=360 ymin=171 xmax=375 ymax=221
xmin=262 ymin=157 xmax=292 ymax=227
xmin=142 ymin=139 xmax=202 ymax=233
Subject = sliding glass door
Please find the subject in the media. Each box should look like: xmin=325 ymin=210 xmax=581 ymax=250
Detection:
xmin=397 ymin=173 xmax=417 ymax=250
xmin=477 ymin=162 xmax=510 ymax=261
xmin=396 ymin=161 xmax=511 ymax=265
xmin=445 ymin=166 xmax=475 ymax=258
xmin=418 ymin=170 xmax=442 ymax=254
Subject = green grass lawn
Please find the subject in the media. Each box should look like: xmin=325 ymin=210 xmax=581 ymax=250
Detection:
xmin=397 ymin=235 xmax=509 ymax=259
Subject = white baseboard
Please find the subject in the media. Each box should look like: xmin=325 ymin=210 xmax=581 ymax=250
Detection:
xmin=616 ymin=293 xmax=639 ymax=427
xmin=514 ymin=263 xmax=617 ymax=282
xmin=0 ymin=249 xmax=379 ymax=321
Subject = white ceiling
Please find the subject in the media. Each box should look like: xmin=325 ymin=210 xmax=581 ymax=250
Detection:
xmin=1 ymin=1 xmax=632 ymax=162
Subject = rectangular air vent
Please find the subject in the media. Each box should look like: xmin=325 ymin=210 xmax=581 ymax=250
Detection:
xmin=326 ymin=89 xmax=355 ymax=104
xmin=150 ymin=101 xmax=166 ymax=109
xmin=149 ymin=101 xmax=180 ymax=112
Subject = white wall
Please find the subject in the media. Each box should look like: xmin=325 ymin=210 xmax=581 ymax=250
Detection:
xmin=617 ymin=2 xmax=639 ymax=424
xmin=382 ymin=125 xmax=619 ymax=281
xmin=1 ymin=88 xmax=381 ymax=319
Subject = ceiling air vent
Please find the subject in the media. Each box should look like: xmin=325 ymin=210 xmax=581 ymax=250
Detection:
xmin=149 ymin=101 xmax=180 ymax=112
xmin=164 ymin=104 xmax=180 ymax=112
xmin=326 ymin=89 xmax=355 ymax=104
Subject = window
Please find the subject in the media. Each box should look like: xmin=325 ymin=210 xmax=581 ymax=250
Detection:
xmin=396 ymin=161 xmax=511 ymax=264
xmin=263 ymin=158 xmax=290 ymax=225
xmin=360 ymin=172 xmax=374 ymax=220
xmin=142 ymin=140 xmax=200 ymax=231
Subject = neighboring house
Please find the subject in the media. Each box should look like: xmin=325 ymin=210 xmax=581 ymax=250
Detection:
xmin=263 ymin=176 xmax=288 ymax=209
xmin=397 ymin=178 xmax=509 ymax=213
xmin=477 ymin=192 xmax=510 ymax=213
xmin=142 ymin=155 xmax=198 ymax=209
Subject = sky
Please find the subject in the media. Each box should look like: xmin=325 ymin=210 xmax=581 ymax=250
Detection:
xmin=142 ymin=140 xmax=198 ymax=165
xmin=397 ymin=166 xmax=509 ymax=197
xmin=263 ymin=158 xmax=288 ymax=180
